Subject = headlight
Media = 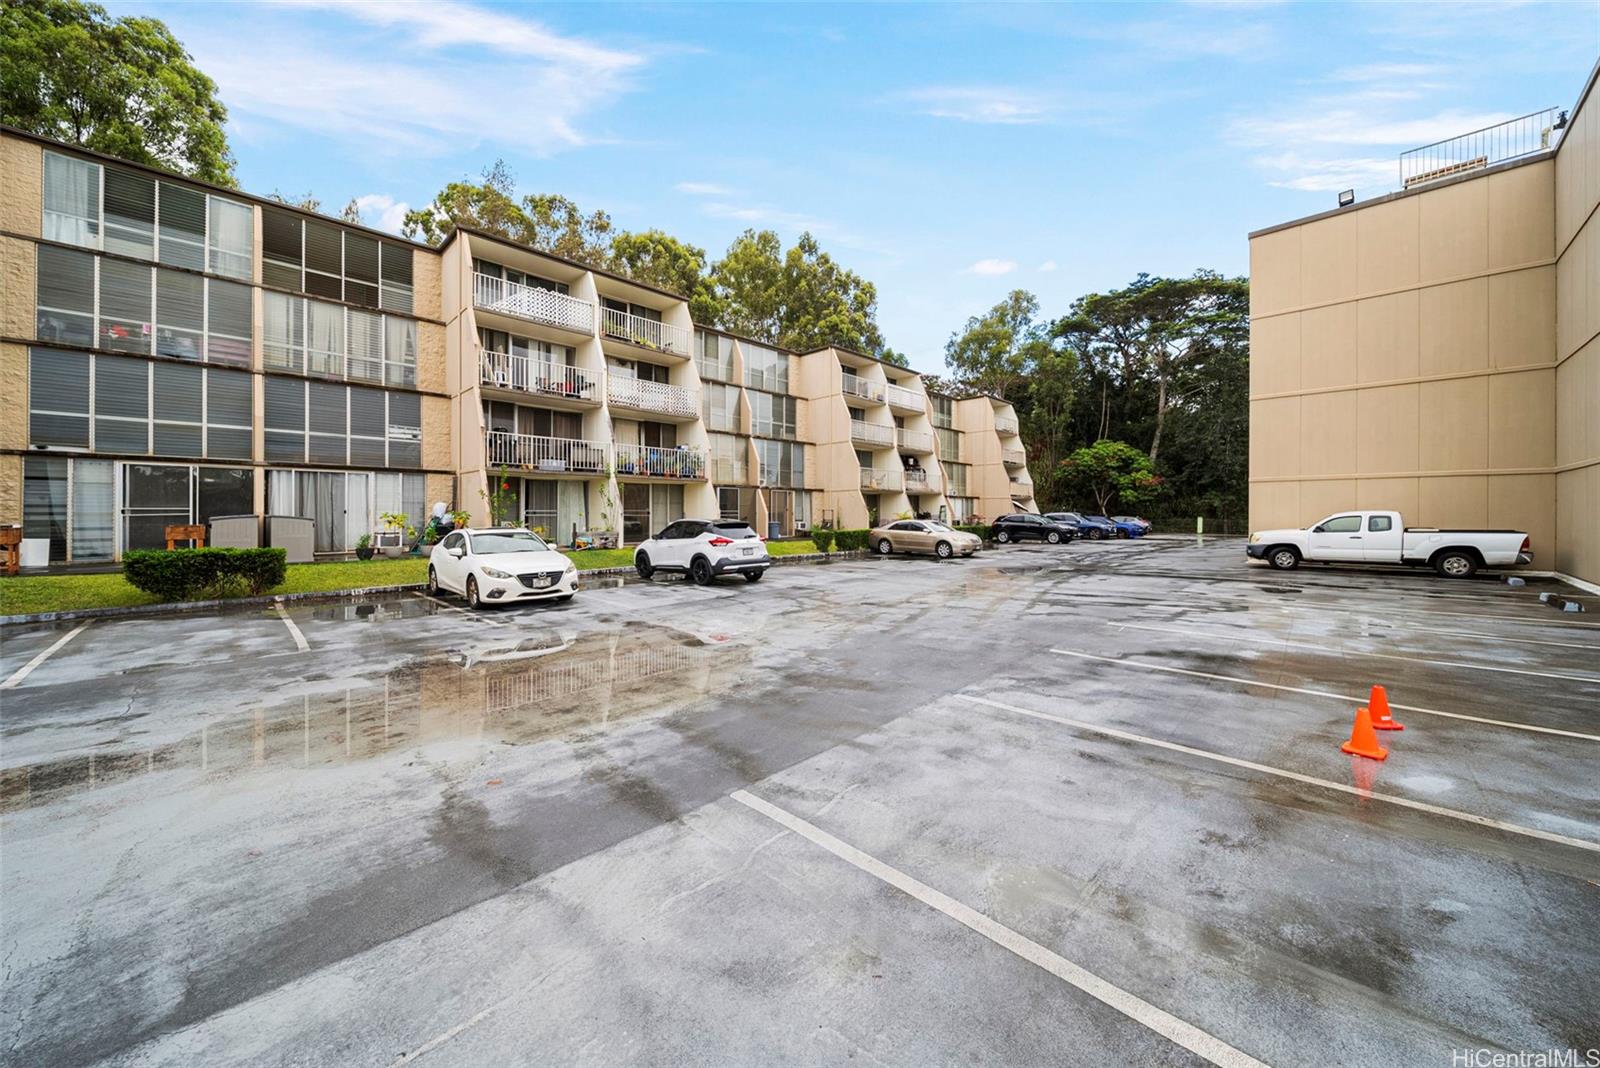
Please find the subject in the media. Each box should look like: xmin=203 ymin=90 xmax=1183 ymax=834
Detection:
xmin=564 ymin=561 xmax=576 ymax=573
xmin=480 ymin=565 xmax=513 ymax=579
xmin=1248 ymin=533 xmax=1260 ymax=543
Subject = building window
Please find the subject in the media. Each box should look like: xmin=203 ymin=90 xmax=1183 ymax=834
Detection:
xmin=936 ymin=426 xmax=961 ymax=460
xmin=104 ymin=165 xmax=156 ymax=259
xmin=930 ymin=394 xmax=954 ymax=429
xmin=23 ymin=456 xmax=117 ymax=562
xmin=263 ymin=378 xmax=422 ymax=468
xmin=748 ymin=389 xmax=796 ymax=438
xmin=43 ymin=151 xmax=101 ymax=247
xmin=621 ymin=483 xmax=683 ymax=544
xmin=261 ymin=290 xmax=416 ymax=385
xmin=263 ymin=206 xmax=413 ymax=309
xmin=208 ymin=196 xmax=253 ymax=280
xmin=267 ymin=469 xmax=423 ymax=554
xmin=944 ymin=461 xmax=968 ymax=497
xmin=742 ymin=342 xmax=787 ymax=392
xmin=755 ymin=438 xmax=804 ymax=487
xmin=703 ymin=382 xmax=741 ymax=432
xmin=695 ymin=331 xmax=735 ymax=381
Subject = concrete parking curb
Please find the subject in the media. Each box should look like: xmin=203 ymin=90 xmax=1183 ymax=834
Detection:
xmin=0 ymin=550 xmax=870 ymax=627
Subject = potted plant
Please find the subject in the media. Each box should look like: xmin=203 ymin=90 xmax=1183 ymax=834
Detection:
xmin=355 ymin=533 xmax=374 ymax=561
xmin=448 ymin=509 xmax=471 ymax=531
xmin=377 ymin=511 xmax=409 ymax=558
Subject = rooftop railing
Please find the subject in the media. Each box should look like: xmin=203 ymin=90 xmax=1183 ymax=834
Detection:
xmin=1400 ymin=107 xmax=1565 ymax=189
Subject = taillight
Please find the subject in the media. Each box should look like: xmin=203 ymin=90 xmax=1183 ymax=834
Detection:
xmin=708 ymin=536 xmax=733 ymax=547
xmin=1521 ymin=536 xmax=1530 ymax=551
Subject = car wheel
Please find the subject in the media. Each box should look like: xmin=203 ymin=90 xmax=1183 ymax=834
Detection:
xmin=1116 ymin=530 xmax=1129 ymax=539
xmin=876 ymin=538 xmax=893 ymax=556
xmin=466 ymin=575 xmax=482 ymax=608
xmin=635 ymin=553 xmax=654 ymax=580
xmin=935 ymin=540 xmax=953 ymax=559
xmin=1091 ymin=529 xmax=1105 ymax=540
xmin=690 ymin=556 xmax=714 ymax=586
xmin=1046 ymin=531 xmax=1061 ymax=544
xmin=743 ymin=570 xmax=764 ymax=583
xmin=996 ymin=529 xmax=1011 ymax=543
xmin=426 ymin=566 xmax=440 ymax=597
xmin=1433 ymin=551 xmax=1477 ymax=579
xmin=1268 ymin=547 xmax=1300 ymax=571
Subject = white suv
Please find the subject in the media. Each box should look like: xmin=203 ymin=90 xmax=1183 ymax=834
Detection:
xmin=634 ymin=519 xmax=771 ymax=586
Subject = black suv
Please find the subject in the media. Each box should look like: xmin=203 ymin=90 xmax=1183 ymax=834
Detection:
xmin=991 ymin=513 xmax=1077 ymax=545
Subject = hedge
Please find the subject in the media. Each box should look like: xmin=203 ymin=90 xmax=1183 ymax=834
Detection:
xmin=123 ymin=547 xmax=288 ymax=601
xmin=954 ymin=524 xmax=990 ymax=540
xmin=808 ymin=527 xmax=835 ymax=553
xmin=833 ymin=528 xmax=870 ymax=552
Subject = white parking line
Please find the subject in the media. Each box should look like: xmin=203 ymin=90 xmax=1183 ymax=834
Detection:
xmin=730 ymin=789 xmax=1271 ymax=1068
xmin=408 ymin=590 xmax=508 ymax=625
xmin=1049 ymin=649 xmax=1600 ymax=742
xmin=274 ymin=603 xmax=310 ymax=653
xmin=1 ymin=622 xmax=90 ymax=690
xmin=1107 ymin=621 xmax=1600 ymax=685
xmin=961 ymin=694 xmax=1600 ymax=855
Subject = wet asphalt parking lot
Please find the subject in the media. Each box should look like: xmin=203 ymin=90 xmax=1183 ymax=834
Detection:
xmin=2 ymin=536 xmax=1597 ymax=1067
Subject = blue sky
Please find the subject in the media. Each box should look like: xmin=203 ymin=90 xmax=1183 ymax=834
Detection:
xmin=124 ymin=1 xmax=1597 ymax=373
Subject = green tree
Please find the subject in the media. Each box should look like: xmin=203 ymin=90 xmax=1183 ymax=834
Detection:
xmin=1054 ymin=271 xmax=1247 ymax=465
xmin=1013 ymin=348 xmax=1078 ymax=509
xmin=710 ymin=229 xmax=892 ymax=357
xmin=608 ymin=229 xmax=722 ymax=324
xmin=944 ymin=289 xmax=1052 ymax=400
xmin=268 ymin=191 xmax=322 ymax=212
xmin=2 ymin=0 xmax=235 ymax=184
xmin=1056 ymin=440 xmax=1162 ymax=516
xmin=402 ymin=159 xmax=529 ymax=246
xmin=522 ymin=192 xmax=612 ymax=266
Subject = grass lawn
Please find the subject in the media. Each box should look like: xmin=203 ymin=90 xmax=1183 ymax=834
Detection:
xmin=0 ymin=541 xmax=836 ymax=617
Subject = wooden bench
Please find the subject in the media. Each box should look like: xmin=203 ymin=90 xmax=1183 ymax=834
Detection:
xmin=0 ymin=525 xmax=20 ymax=576
xmin=165 ymin=524 xmax=207 ymax=550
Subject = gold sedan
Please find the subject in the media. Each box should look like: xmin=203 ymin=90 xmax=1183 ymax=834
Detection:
xmin=868 ymin=519 xmax=982 ymax=559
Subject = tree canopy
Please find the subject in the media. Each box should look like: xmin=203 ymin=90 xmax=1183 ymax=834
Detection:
xmin=401 ymin=161 xmax=613 ymax=267
xmin=606 ymin=229 xmax=721 ymax=325
xmin=943 ymin=289 xmax=1053 ymax=399
xmin=1056 ymin=440 xmax=1162 ymax=516
xmin=2 ymin=0 xmax=235 ymax=184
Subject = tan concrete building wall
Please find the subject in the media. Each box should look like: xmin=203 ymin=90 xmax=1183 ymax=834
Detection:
xmin=1554 ymin=67 xmax=1600 ymax=585
xmin=0 ymin=136 xmax=43 ymax=237
xmin=1249 ymin=152 xmax=1565 ymax=572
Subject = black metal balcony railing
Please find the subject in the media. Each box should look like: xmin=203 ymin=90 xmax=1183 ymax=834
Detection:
xmin=1400 ymin=107 xmax=1565 ymax=189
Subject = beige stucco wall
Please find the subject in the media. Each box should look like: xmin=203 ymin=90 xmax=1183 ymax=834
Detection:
xmin=0 ymin=136 xmax=42 ymax=238
xmin=1248 ymin=151 xmax=1573 ymax=573
xmin=1 ymin=235 xmax=36 ymax=340
xmin=1554 ymin=69 xmax=1600 ymax=584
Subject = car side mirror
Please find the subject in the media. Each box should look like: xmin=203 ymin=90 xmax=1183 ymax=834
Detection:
xmin=450 ymin=546 xmax=466 ymax=558
xmin=1311 ymin=525 xmax=1324 ymax=533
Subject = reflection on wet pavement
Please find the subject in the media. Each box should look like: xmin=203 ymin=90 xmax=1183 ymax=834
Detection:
xmin=1 ymin=625 xmax=741 ymax=813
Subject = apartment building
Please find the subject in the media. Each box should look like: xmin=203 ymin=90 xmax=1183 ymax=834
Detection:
xmin=0 ymin=125 xmax=1038 ymax=563
xmin=1248 ymin=58 xmax=1598 ymax=587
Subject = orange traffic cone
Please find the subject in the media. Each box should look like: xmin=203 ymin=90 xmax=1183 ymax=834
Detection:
xmin=1340 ymin=706 xmax=1389 ymax=761
xmin=1368 ymin=685 xmax=1404 ymax=731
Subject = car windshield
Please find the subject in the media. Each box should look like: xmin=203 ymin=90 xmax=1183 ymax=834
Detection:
xmin=1052 ymin=513 xmax=1081 ymax=522
xmin=470 ymin=530 xmax=549 ymax=554
xmin=924 ymin=520 xmax=955 ymax=531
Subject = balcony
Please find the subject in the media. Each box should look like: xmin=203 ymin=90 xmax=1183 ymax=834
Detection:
xmin=479 ymin=350 xmax=599 ymax=405
xmin=896 ymin=427 xmax=933 ymax=453
xmin=474 ymin=273 xmax=594 ymax=334
xmin=614 ymin=443 xmax=706 ymax=481
xmin=1009 ymin=480 xmax=1033 ymax=497
xmin=1002 ymin=447 xmax=1026 ymax=467
xmin=1400 ymin=107 xmax=1565 ymax=189
xmin=606 ymin=377 xmax=700 ymax=420
xmin=841 ymin=371 xmax=885 ymax=403
xmin=485 ymin=431 xmax=608 ymax=475
xmin=902 ymin=466 xmax=940 ymax=494
xmin=850 ymin=420 xmax=895 ymax=447
xmin=994 ymin=416 xmax=1019 ymax=436
xmin=859 ymin=468 xmax=903 ymax=492
xmin=602 ymin=308 xmax=691 ymax=358
xmin=885 ymin=382 xmax=923 ymax=412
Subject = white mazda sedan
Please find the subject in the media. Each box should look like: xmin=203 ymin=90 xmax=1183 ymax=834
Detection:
xmin=427 ymin=527 xmax=578 ymax=608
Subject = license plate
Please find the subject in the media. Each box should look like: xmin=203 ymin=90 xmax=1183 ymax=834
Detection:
xmin=741 ymin=547 xmax=754 ymax=556
xmin=531 ymin=575 xmax=553 ymax=588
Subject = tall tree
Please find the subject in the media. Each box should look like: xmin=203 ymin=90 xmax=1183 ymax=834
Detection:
xmin=710 ymin=230 xmax=892 ymax=358
xmin=522 ymin=193 xmax=612 ymax=267
xmin=608 ymin=229 xmax=722 ymax=325
xmin=943 ymin=289 xmax=1051 ymax=400
xmin=2 ymin=0 xmax=235 ymax=184
xmin=402 ymin=160 xmax=529 ymax=246
xmin=1056 ymin=440 xmax=1162 ymax=516
xmin=1054 ymin=271 xmax=1247 ymax=465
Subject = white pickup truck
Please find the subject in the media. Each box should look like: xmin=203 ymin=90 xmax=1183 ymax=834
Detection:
xmin=1247 ymin=510 xmax=1532 ymax=578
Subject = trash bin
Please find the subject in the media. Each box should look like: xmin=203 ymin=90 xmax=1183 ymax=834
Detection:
xmin=767 ymin=521 xmax=781 ymax=540
xmin=19 ymin=538 xmax=50 ymax=568
xmin=210 ymin=514 xmax=260 ymax=549
xmin=266 ymin=516 xmax=315 ymax=563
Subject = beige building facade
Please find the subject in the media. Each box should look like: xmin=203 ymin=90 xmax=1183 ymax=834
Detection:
xmin=1248 ymin=60 xmax=1598 ymax=588
xmin=1 ymin=125 xmax=1037 ymax=564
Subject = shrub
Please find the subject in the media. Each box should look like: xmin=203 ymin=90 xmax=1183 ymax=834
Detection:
xmin=833 ymin=528 xmax=870 ymax=552
xmin=123 ymin=547 xmax=288 ymax=602
xmin=808 ymin=527 xmax=835 ymax=554
xmin=955 ymin=524 xmax=990 ymax=540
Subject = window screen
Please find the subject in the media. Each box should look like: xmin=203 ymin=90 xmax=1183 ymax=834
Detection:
xmin=36 ymin=245 xmax=95 ymax=346
xmin=206 ymin=368 xmax=253 ymax=460
xmin=98 ymin=257 xmax=152 ymax=353
xmin=207 ymin=279 xmax=253 ymax=365
xmin=158 ymin=182 xmax=207 ymax=271
xmin=153 ymin=362 xmax=205 ymax=457
xmin=380 ymin=243 xmax=413 ymax=312
xmin=29 ymin=348 xmax=91 ymax=446
xmin=103 ymin=166 xmax=156 ymax=259
xmin=262 ymin=291 xmax=305 ymax=372
xmin=344 ymin=232 xmax=379 ymax=308
xmin=262 ymin=207 xmax=302 ymax=290
xmin=95 ymin=357 xmax=150 ymax=453
xmin=207 ymin=196 xmax=253 ymax=280
xmin=155 ymin=269 xmax=205 ymax=360
xmin=347 ymin=309 xmax=383 ymax=383
xmin=303 ymin=221 xmax=343 ymax=299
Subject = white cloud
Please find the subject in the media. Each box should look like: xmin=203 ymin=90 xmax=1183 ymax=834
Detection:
xmin=1038 ymin=260 xmax=1059 ymax=272
xmin=1230 ymin=108 xmax=1517 ymax=148
xmin=353 ymin=193 xmax=410 ymax=233
xmin=675 ymin=182 xmax=734 ymax=196
xmin=965 ymin=258 xmax=1019 ymax=276
xmin=897 ymin=87 xmax=1054 ymax=125
xmin=195 ymin=3 xmax=646 ymax=156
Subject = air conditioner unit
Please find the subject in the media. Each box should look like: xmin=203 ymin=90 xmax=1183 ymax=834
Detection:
xmin=795 ymin=520 xmax=809 ymax=532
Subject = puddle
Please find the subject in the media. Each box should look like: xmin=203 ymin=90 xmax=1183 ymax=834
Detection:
xmin=310 ymin=599 xmax=440 ymax=623
xmin=0 ymin=625 xmax=744 ymax=813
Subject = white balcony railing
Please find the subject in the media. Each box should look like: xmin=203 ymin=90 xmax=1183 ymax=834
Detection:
xmin=994 ymin=416 xmax=1019 ymax=436
xmin=479 ymin=350 xmax=598 ymax=403
xmin=842 ymin=371 xmax=885 ymax=403
xmin=602 ymin=308 xmax=691 ymax=357
xmin=860 ymin=468 xmax=903 ymax=491
xmin=474 ymin=273 xmax=594 ymax=333
xmin=1002 ymin=447 xmax=1026 ymax=467
xmin=606 ymin=377 xmax=699 ymax=419
xmin=485 ymin=431 xmax=609 ymax=474
xmin=850 ymin=420 xmax=895 ymax=447
xmin=614 ymin=443 xmax=706 ymax=480
xmin=885 ymin=382 xmax=923 ymax=410
xmin=896 ymin=427 xmax=933 ymax=452
xmin=904 ymin=466 xmax=940 ymax=494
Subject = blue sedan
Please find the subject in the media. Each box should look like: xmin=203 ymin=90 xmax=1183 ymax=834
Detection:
xmin=1046 ymin=512 xmax=1115 ymax=540
xmin=1083 ymin=514 xmax=1144 ymax=539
